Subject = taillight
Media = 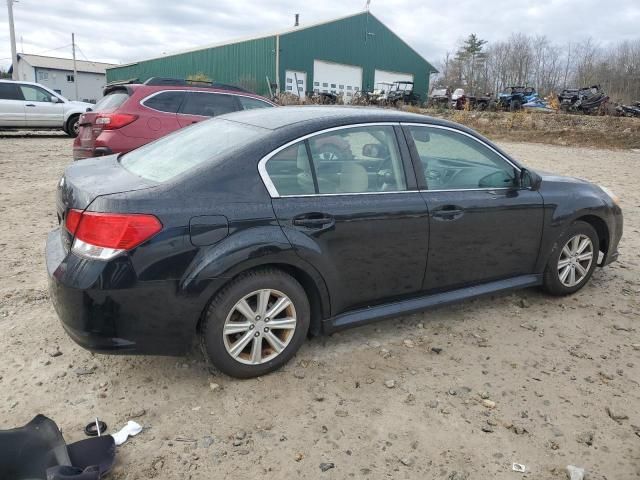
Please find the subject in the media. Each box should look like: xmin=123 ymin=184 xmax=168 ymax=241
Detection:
xmin=65 ymin=209 xmax=162 ymax=260
xmin=94 ymin=113 xmax=138 ymax=130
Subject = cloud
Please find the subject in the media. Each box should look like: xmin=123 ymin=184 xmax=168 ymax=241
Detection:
xmin=0 ymin=0 xmax=638 ymax=71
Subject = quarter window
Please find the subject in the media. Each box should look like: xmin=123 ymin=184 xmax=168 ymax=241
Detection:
xmin=265 ymin=143 xmax=315 ymax=196
xmin=407 ymin=126 xmax=517 ymax=190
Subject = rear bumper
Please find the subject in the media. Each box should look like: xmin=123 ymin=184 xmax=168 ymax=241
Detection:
xmin=46 ymin=228 xmax=224 ymax=355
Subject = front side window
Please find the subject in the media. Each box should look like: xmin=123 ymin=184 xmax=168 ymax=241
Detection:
xmin=407 ymin=126 xmax=516 ymax=190
xmin=20 ymin=85 xmax=52 ymax=102
xmin=143 ymin=91 xmax=185 ymax=113
xmin=179 ymin=92 xmax=239 ymax=117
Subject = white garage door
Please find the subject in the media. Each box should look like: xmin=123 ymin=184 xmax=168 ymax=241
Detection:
xmin=374 ymin=69 xmax=414 ymax=89
xmin=285 ymin=70 xmax=307 ymax=99
xmin=313 ymin=60 xmax=362 ymax=104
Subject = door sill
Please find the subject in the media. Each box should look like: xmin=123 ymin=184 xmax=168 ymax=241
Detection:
xmin=323 ymin=274 xmax=542 ymax=333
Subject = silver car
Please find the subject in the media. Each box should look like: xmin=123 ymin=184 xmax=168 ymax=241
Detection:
xmin=0 ymin=80 xmax=93 ymax=137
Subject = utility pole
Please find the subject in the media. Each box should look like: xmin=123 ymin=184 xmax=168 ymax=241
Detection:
xmin=6 ymin=0 xmax=18 ymax=80
xmin=71 ymin=32 xmax=78 ymax=100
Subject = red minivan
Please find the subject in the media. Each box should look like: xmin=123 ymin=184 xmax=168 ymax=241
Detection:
xmin=73 ymin=80 xmax=276 ymax=160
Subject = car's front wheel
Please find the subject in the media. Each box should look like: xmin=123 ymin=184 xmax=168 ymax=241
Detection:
xmin=542 ymin=221 xmax=599 ymax=295
xmin=201 ymin=269 xmax=310 ymax=378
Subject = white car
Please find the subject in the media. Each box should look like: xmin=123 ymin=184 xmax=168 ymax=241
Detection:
xmin=0 ymin=80 xmax=94 ymax=137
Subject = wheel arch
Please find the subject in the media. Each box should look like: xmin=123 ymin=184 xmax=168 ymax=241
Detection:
xmin=575 ymin=214 xmax=609 ymax=264
xmin=195 ymin=261 xmax=330 ymax=338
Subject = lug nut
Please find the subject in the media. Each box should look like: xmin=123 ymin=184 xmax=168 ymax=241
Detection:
xmin=264 ymin=327 xmax=269 ymax=333
xmin=254 ymin=332 xmax=260 ymax=337
xmin=249 ymin=324 xmax=255 ymax=330
xmin=256 ymin=315 xmax=261 ymax=321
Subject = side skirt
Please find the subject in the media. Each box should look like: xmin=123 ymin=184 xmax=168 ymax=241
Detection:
xmin=323 ymin=274 xmax=543 ymax=334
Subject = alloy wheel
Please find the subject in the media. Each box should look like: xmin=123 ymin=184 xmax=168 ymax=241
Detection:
xmin=557 ymin=234 xmax=594 ymax=287
xmin=222 ymin=289 xmax=297 ymax=365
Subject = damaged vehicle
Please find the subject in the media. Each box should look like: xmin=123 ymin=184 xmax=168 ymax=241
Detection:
xmin=47 ymin=107 xmax=623 ymax=378
xmin=558 ymin=85 xmax=609 ymax=114
xmin=616 ymin=101 xmax=640 ymax=118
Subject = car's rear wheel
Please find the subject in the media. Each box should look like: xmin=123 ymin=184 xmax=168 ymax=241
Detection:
xmin=542 ymin=221 xmax=599 ymax=295
xmin=66 ymin=114 xmax=80 ymax=138
xmin=201 ymin=269 xmax=310 ymax=378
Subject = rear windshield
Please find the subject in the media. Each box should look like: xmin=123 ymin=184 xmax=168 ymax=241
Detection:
xmin=120 ymin=118 xmax=268 ymax=183
xmin=93 ymin=90 xmax=129 ymax=111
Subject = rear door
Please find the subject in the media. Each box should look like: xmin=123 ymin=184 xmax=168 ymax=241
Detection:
xmin=19 ymin=84 xmax=64 ymax=127
xmin=177 ymin=92 xmax=241 ymax=127
xmin=403 ymin=124 xmax=544 ymax=291
xmin=266 ymin=124 xmax=430 ymax=316
xmin=138 ymin=89 xmax=185 ymax=138
xmin=0 ymin=82 xmax=26 ymax=127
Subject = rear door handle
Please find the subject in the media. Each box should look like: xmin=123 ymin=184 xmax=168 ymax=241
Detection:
xmin=432 ymin=206 xmax=464 ymax=220
xmin=292 ymin=213 xmax=335 ymax=229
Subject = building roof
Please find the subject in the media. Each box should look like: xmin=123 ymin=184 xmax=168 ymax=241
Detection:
xmin=14 ymin=53 xmax=116 ymax=74
xmin=110 ymin=11 xmax=437 ymax=73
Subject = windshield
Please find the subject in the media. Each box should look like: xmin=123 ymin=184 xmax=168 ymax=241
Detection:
xmin=120 ymin=118 xmax=269 ymax=183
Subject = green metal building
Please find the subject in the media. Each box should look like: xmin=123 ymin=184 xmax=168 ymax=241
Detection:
xmin=106 ymin=12 xmax=437 ymax=101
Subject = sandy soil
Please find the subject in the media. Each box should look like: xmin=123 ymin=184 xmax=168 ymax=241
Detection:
xmin=0 ymin=135 xmax=638 ymax=480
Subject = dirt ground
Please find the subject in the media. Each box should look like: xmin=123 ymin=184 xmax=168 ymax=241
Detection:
xmin=0 ymin=133 xmax=639 ymax=480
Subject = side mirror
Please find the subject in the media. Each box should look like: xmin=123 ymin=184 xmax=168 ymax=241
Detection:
xmin=50 ymin=96 xmax=60 ymax=103
xmin=518 ymin=168 xmax=542 ymax=190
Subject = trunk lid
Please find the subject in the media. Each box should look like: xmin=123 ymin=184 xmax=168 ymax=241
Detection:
xmin=56 ymin=154 xmax=157 ymax=249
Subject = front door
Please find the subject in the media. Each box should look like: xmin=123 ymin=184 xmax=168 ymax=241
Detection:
xmin=403 ymin=124 xmax=544 ymax=291
xmin=284 ymin=71 xmax=306 ymax=100
xmin=265 ymin=124 xmax=429 ymax=315
xmin=19 ymin=84 xmax=64 ymax=127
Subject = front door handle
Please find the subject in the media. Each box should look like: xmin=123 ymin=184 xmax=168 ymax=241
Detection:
xmin=432 ymin=205 xmax=464 ymax=221
xmin=292 ymin=213 xmax=335 ymax=229
xmin=26 ymin=104 xmax=36 ymax=107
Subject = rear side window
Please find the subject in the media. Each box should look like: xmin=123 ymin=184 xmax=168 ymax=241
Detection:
xmin=93 ymin=90 xmax=130 ymax=112
xmin=0 ymin=82 xmax=23 ymax=100
xmin=143 ymin=91 xmax=185 ymax=113
xmin=238 ymin=96 xmax=272 ymax=110
xmin=179 ymin=92 xmax=240 ymax=117
xmin=120 ymin=118 xmax=268 ymax=183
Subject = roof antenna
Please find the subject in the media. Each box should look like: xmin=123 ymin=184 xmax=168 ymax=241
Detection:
xmin=294 ymin=13 xmax=299 ymax=27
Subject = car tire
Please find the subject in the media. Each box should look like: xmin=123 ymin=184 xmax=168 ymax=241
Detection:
xmin=201 ymin=268 xmax=310 ymax=378
xmin=65 ymin=114 xmax=80 ymax=138
xmin=510 ymin=99 xmax=522 ymax=112
xmin=542 ymin=221 xmax=599 ymax=296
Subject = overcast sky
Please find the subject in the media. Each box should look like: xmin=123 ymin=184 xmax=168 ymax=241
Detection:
xmin=1 ymin=0 xmax=638 ymax=71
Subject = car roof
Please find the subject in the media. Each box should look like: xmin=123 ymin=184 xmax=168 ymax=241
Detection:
xmin=222 ymin=106 xmax=451 ymax=131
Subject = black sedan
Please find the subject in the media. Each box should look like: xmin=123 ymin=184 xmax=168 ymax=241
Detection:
xmin=46 ymin=107 xmax=623 ymax=378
